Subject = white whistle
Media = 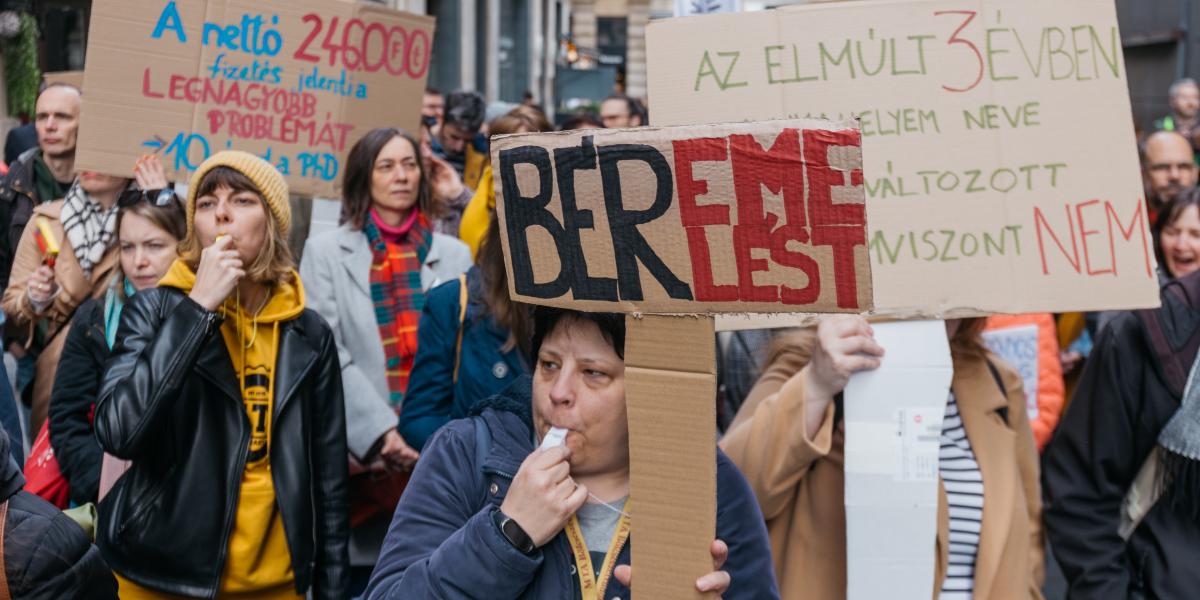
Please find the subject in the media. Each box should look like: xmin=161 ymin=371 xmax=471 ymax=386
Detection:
xmin=539 ymin=427 xmax=568 ymax=450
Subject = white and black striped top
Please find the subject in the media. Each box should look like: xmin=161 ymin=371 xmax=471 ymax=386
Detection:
xmin=939 ymin=392 xmax=984 ymax=600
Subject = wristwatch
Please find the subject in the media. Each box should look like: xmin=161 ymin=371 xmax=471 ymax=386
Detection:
xmin=492 ymin=509 xmax=537 ymax=555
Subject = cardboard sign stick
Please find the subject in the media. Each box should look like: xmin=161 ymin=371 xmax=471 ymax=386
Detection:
xmin=625 ymin=314 xmax=717 ymax=599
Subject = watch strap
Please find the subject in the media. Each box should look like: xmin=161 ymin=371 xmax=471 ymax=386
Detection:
xmin=492 ymin=508 xmax=537 ymax=555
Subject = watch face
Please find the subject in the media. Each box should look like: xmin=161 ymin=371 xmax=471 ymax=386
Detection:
xmin=502 ymin=517 xmax=534 ymax=553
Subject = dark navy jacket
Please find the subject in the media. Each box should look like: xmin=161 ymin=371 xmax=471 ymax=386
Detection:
xmin=366 ymin=378 xmax=780 ymax=599
xmin=400 ymin=266 xmax=528 ymax=451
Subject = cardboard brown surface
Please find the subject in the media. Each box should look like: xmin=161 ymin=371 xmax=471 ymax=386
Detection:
xmin=646 ymin=0 xmax=1159 ymax=317
xmin=491 ymin=119 xmax=872 ymax=314
xmin=625 ymin=314 xmax=717 ymax=600
xmin=42 ymin=71 xmax=84 ymax=90
xmin=76 ymin=0 xmax=433 ymax=197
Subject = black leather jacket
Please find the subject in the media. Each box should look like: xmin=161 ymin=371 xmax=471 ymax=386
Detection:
xmin=94 ymin=287 xmax=349 ymax=598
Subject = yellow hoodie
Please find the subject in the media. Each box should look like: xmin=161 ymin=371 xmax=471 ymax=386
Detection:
xmin=118 ymin=260 xmax=306 ymax=600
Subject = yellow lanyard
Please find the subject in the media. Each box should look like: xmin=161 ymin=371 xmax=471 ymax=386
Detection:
xmin=563 ymin=501 xmax=632 ymax=600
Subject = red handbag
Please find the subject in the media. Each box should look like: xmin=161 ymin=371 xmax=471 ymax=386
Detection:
xmin=23 ymin=420 xmax=69 ymax=508
xmin=348 ymin=456 xmax=410 ymax=528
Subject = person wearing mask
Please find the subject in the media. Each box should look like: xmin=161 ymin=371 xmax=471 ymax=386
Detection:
xmin=1142 ymin=130 xmax=1197 ymax=219
xmin=48 ymin=166 xmax=184 ymax=506
xmin=94 ymin=151 xmax=349 ymax=599
xmin=1042 ymin=269 xmax=1200 ymax=599
xmin=400 ymin=217 xmax=530 ymax=451
xmin=458 ymin=105 xmax=553 ymax=258
xmin=432 ymin=90 xmax=488 ymax=190
xmin=599 ymin=94 xmax=645 ymax=129
xmin=366 ymin=308 xmax=780 ymax=599
xmin=2 ymin=167 xmax=133 ymax=440
xmin=722 ymin=316 xmax=1043 ymax=599
xmin=0 ymin=84 xmax=81 ymax=292
xmin=0 ymin=426 xmax=118 ymax=599
xmin=1155 ymin=78 xmax=1200 ymax=157
xmin=300 ymin=128 xmax=470 ymax=594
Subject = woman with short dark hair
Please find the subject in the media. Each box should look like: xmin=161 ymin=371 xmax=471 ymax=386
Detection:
xmin=367 ymin=307 xmax=779 ymax=599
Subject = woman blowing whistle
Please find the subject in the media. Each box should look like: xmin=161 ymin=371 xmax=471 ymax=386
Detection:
xmin=94 ymin=151 xmax=349 ymax=599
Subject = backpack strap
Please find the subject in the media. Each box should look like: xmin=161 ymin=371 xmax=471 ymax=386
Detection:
xmin=984 ymin=358 xmax=1010 ymax=426
xmin=452 ymin=273 xmax=469 ymax=384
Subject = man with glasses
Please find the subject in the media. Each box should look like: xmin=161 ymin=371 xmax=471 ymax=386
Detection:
xmin=1143 ymin=130 xmax=1198 ymax=220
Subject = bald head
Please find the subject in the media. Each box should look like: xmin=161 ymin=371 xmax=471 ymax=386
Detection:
xmin=35 ymin=85 xmax=81 ymax=159
xmin=1145 ymin=130 xmax=1197 ymax=206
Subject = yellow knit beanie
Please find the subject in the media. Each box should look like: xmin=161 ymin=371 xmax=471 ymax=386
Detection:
xmin=186 ymin=150 xmax=291 ymax=238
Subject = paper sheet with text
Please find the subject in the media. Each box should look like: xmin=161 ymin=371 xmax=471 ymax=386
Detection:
xmin=844 ymin=320 xmax=953 ymax=600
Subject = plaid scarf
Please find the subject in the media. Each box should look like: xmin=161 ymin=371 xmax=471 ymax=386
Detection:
xmin=364 ymin=212 xmax=433 ymax=410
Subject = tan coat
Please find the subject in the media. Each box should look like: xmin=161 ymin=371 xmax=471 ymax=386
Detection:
xmin=2 ymin=200 xmax=119 ymax=435
xmin=721 ymin=346 xmax=1044 ymax=600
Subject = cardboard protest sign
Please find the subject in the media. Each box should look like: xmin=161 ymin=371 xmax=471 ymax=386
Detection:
xmin=843 ymin=320 xmax=953 ymax=600
xmin=42 ymin=71 xmax=84 ymax=90
xmin=647 ymin=0 xmax=1158 ymax=317
xmin=983 ymin=323 xmax=1041 ymax=418
xmin=492 ymin=119 xmax=872 ymax=314
xmin=77 ymin=0 xmax=433 ymax=197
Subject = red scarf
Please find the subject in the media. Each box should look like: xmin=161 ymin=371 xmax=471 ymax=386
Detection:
xmin=365 ymin=208 xmax=432 ymax=409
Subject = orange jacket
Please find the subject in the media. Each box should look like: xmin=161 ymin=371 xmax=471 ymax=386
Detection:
xmin=983 ymin=314 xmax=1065 ymax=450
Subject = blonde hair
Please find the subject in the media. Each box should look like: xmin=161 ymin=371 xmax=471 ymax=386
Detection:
xmin=177 ymin=167 xmax=294 ymax=285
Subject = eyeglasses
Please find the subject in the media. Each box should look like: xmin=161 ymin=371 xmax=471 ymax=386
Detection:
xmin=118 ymin=188 xmax=180 ymax=208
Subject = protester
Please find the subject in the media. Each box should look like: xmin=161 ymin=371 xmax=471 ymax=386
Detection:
xmin=458 ymin=105 xmax=553 ymax=258
xmin=1154 ymin=187 xmax=1200 ymax=280
xmin=1142 ymin=130 xmax=1197 ymax=219
xmin=48 ymin=158 xmax=183 ymax=506
xmin=560 ymin=112 xmax=604 ymax=131
xmin=722 ymin=316 xmax=1043 ymax=599
xmin=1043 ymin=269 xmax=1200 ymax=599
xmin=300 ymin=128 xmax=470 ymax=593
xmin=1155 ymin=78 xmax=1200 ymax=157
xmin=400 ymin=217 xmax=531 ymax=451
xmin=0 ymin=84 xmax=81 ymax=292
xmin=4 ymin=123 xmax=36 ymax=169
xmin=983 ymin=314 xmax=1066 ymax=451
xmin=599 ymin=94 xmax=645 ymax=128
xmin=432 ymin=90 xmax=488 ymax=190
xmin=2 ymin=168 xmax=129 ymax=439
xmin=0 ymin=427 xmax=118 ymax=598
xmin=421 ymin=87 xmax=445 ymax=128
xmin=94 ymin=151 xmax=348 ymax=598
xmin=365 ymin=308 xmax=780 ymax=599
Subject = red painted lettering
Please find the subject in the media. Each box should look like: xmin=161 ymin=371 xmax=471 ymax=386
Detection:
xmin=1105 ymin=199 xmax=1153 ymax=278
xmin=1034 ymin=205 xmax=1081 ymax=275
xmin=674 ymin=137 xmax=737 ymax=302
xmin=803 ymin=129 xmax=865 ymax=309
xmin=141 ymin=68 xmax=164 ymax=99
xmin=1075 ymin=199 xmax=1113 ymax=276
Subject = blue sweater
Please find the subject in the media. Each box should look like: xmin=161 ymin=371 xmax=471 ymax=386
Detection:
xmin=367 ymin=378 xmax=780 ymax=599
xmin=400 ymin=267 xmax=528 ymax=450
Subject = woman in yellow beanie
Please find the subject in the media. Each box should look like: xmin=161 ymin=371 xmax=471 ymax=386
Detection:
xmin=94 ymin=150 xmax=350 ymax=599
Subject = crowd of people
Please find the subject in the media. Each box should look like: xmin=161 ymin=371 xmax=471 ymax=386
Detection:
xmin=0 ymin=71 xmax=1189 ymax=600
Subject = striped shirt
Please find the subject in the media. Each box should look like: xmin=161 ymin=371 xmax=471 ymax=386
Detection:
xmin=939 ymin=392 xmax=983 ymax=600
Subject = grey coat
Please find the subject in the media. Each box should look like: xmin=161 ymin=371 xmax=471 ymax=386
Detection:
xmin=300 ymin=224 xmax=472 ymax=460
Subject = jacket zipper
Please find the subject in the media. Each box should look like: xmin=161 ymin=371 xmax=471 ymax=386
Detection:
xmin=209 ymin=401 xmax=251 ymax=597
